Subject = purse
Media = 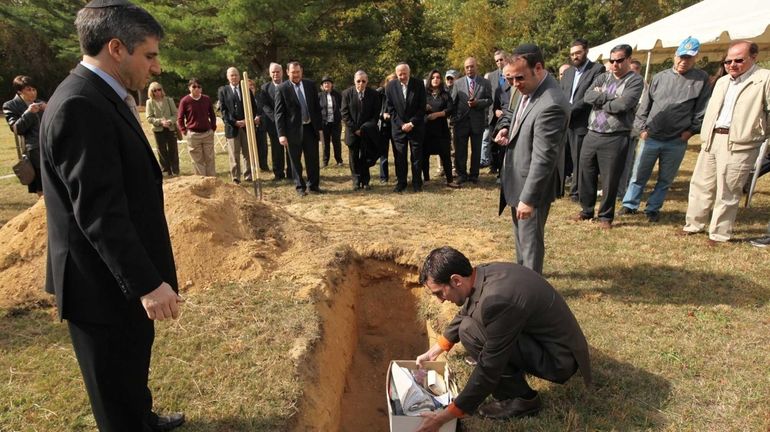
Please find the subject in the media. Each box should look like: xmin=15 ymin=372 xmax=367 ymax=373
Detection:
xmin=12 ymin=129 xmax=36 ymax=185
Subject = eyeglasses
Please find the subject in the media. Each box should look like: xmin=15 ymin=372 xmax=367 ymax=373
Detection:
xmin=355 ymin=80 xmax=367 ymax=83
xmin=153 ymin=88 xmax=163 ymax=92
xmin=723 ymin=58 xmax=745 ymax=65
xmin=608 ymin=57 xmax=626 ymax=64
xmin=190 ymin=85 xmax=201 ymax=88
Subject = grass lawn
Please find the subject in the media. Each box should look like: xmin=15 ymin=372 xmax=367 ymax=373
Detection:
xmin=0 ymin=117 xmax=768 ymax=431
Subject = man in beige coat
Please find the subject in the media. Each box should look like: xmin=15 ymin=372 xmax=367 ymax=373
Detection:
xmin=683 ymin=41 xmax=770 ymax=244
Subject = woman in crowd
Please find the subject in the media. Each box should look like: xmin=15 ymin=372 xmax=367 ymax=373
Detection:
xmin=177 ymin=78 xmax=217 ymax=176
xmin=377 ymin=74 xmax=396 ymax=183
xmin=421 ymin=69 xmax=456 ymax=187
xmin=2 ymin=75 xmax=45 ymax=196
xmin=146 ymin=81 xmax=180 ymax=176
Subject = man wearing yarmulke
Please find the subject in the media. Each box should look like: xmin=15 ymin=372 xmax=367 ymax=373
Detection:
xmin=414 ymin=247 xmax=591 ymax=430
xmin=39 ymin=0 xmax=184 ymax=430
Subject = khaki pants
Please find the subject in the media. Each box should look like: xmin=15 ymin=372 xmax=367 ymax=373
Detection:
xmin=227 ymin=128 xmax=252 ymax=181
xmin=187 ymin=130 xmax=216 ymax=176
xmin=684 ymin=133 xmax=760 ymax=241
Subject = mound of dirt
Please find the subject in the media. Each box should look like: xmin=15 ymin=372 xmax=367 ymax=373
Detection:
xmin=0 ymin=176 xmax=291 ymax=310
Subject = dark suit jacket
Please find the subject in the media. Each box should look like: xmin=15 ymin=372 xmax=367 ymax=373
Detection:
xmin=261 ymin=81 xmax=279 ymax=123
xmin=218 ymin=83 xmax=259 ymax=138
xmin=497 ymin=74 xmax=569 ymax=214
xmin=340 ymin=86 xmax=380 ymax=146
xmin=318 ymin=89 xmax=342 ymax=124
xmin=490 ymin=80 xmax=514 ymax=129
xmin=385 ymin=77 xmax=426 ymax=141
xmin=560 ymin=60 xmax=605 ymax=134
xmin=274 ymin=79 xmax=322 ymax=144
xmin=444 ymin=263 xmax=592 ymax=413
xmin=39 ymin=64 xmax=177 ymax=324
xmin=3 ymin=95 xmax=44 ymax=151
xmin=485 ymin=69 xmax=504 ymax=123
xmin=451 ymin=75 xmax=492 ymax=134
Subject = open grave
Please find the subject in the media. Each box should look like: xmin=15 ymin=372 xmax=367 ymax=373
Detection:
xmin=294 ymin=258 xmax=432 ymax=432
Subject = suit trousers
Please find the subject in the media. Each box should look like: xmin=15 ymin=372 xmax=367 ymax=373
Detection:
xmin=393 ymin=135 xmax=423 ymax=189
xmin=226 ymin=128 xmax=253 ymax=181
xmin=453 ymin=121 xmax=482 ymax=181
xmin=616 ymin=136 xmax=639 ymax=199
xmin=68 ymin=317 xmax=155 ymax=432
xmin=348 ymin=141 xmax=370 ymax=187
xmin=152 ymin=129 xmax=179 ymax=175
xmin=187 ymin=130 xmax=216 ymax=176
xmin=568 ymin=129 xmax=586 ymax=199
xmin=511 ymin=200 xmax=552 ymax=275
xmin=378 ymin=122 xmax=393 ymax=181
xmin=684 ymin=133 xmax=760 ymax=241
xmin=255 ymin=126 xmax=269 ymax=172
xmin=459 ymin=314 xmax=578 ymax=399
xmin=265 ymin=121 xmax=291 ymax=179
xmin=322 ymin=121 xmax=342 ymax=165
xmin=287 ymin=123 xmax=321 ymax=191
xmin=578 ymin=132 xmax=630 ymax=222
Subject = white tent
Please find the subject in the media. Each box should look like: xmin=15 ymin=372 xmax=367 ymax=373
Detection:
xmin=588 ymin=0 xmax=770 ymax=66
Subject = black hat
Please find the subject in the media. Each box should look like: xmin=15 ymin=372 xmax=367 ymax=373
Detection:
xmin=84 ymin=0 xmax=132 ymax=8
xmin=321 ymin=76 xmax=333 ymax=84
xmin=513 ymin=43 xmax=541 ymax=56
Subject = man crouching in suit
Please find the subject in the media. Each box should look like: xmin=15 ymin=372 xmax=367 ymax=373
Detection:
xmin=340 ymin=70 xmax=380 ymax=190
xmin=39 ymin=1 xmax=185 ymax=430
xmin=494 ymin=44 xmax=569 ymax=275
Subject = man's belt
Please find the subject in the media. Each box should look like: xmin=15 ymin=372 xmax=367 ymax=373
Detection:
xmin=714 ymin=127 xmax=729 ymax=134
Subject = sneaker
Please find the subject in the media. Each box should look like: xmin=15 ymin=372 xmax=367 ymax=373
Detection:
xmin=477 ymin=393 xmax=541 ymax=419
xmin=749 ymin=236 xmax=770 ymax=248
xmin=617 ymin=206 xmax=637 ymax=216
xmin=646 ymin=211 xmax=660 ymax=222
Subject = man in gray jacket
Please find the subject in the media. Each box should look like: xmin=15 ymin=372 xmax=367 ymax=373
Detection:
xmin=494 ymin=44 xmax=569 ymax=275
xmin=619 ymin=37 xmax=711 ymax=222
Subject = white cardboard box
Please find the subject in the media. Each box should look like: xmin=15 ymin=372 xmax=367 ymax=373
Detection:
xmin=386 ymin=360 xmax=458 ymax=432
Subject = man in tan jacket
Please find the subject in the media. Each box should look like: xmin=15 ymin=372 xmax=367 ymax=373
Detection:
xmin=683 ymin=41 xmax=770 ymax=244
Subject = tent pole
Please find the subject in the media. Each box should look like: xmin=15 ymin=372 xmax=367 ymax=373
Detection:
xmin=644 ymin=51 xmax=651 ymax=83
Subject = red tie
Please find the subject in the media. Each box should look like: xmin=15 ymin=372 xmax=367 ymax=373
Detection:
xmin=469 ymin=79 xmax=475 ymax=99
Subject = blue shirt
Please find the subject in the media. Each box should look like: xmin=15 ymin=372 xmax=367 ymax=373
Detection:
xmin=80 ymin=61 xmax=128 ymax=101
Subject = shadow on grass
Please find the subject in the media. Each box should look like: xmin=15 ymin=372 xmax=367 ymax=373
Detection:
xmin=552 ymin=263 xmax=768 ymax=306
xmin=458 ymin=347 xmax=671 ymax=431
xmin=181 ymin=417 xmax=290 ymax=431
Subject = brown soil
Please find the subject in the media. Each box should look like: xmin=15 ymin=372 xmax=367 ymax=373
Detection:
xmin=0 ymin=176 xmax=296 ymax=309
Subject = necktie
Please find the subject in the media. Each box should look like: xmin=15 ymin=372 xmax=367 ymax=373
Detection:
xmin=358 ymin=91 xmax=364 ymax=101
xmin=512 ymin=95 xmax=529 ymax=132
xmin=124 ymin=94 xmax=141 ymax=125
xmin=401 ymin=83 xmax=407 ymax=100
xmin=296 ymin=83 xmax=310 ymax=123
xmin=234 ymin=86 xmax=241 ymax=100
xmin=469 ymin=78 xmax=475 ymax=99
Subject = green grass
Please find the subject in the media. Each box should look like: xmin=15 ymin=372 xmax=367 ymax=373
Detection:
xmin=1 ymin=120 xmax=769 ymax=431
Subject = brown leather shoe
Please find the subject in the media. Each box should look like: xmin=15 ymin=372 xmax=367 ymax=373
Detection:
xmin=570 ymin=212 xmax=591 ymax=222
xmin=477 ymin=393 xmax=541 ymax=419
xmin=152 ymin=412 xmax=185 ymax=431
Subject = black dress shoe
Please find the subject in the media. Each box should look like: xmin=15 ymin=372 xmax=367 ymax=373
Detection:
xmin=362 ymin=184 xmax=371 ymax=191
xmin=477 ymin=393 xmax=541 ymax=419
xmin=152 ymin=412 xmax=185 ymax=431
xmin=308 ymin=187 xmax=324 ymax=194
xmin=296 ymin=189 xmax=307 ymax=197
xmin=393 ymin=185 xmax=406 ymax=193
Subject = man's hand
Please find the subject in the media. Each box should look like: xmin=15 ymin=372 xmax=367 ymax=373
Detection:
xmin=467 ymin=99 xmax=477 ymax=108
xmin=494 ymin=128 xmax=509 ymax=146
xmin=516 ymin=201 xmax=535 ymax=220
xmin=140 ymin=282 xmax=184 ymax=321
xmin=279 ymin=136 xmax=288 ymax=147
xmin=27 ymin=103 xmax=43 ymax=114
xmin=382 ymin=112 xmax=390 ymax=120
xmin=354 ymin=129 xmax=362 ymax=136
xmin=495 ymin=109 xmax=504 ymax=118
xmin=416 ymin=343 xmax=444 ymax=368
xmin=235 ymin=120 xmax=246 ymax=128
xmin=640 ymin=130 xmax=649 ymax=140
xmin=416 ymin=409 xmax=454 ymax=432
xmin=680 ymin=130 xmax=693 ymax=142
xmin=402 ymin=122 xmax=414 ymax=133
xmin=254 ymin=115 xmax=261 ymax=126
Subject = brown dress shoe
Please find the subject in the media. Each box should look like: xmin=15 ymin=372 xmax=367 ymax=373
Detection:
xmin=477 ymin=393 xmax=541 ymax=419
xmin=570 ymin=212 xmax=591 ymax=222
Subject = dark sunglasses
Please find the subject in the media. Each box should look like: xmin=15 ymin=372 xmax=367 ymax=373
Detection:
xmin=190 ymin=85 xmax=201 ymax=88
xmin=152 ymin=88 xmax=163 ymax=92
xmin=608 ymin=57 xmax=626 ymax=64
xmin=723 ymin=58 xmax=745 ymax=65
xmin=505 ymin=75 xmax=526 ymax=82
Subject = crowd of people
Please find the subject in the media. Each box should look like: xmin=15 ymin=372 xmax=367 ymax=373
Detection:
xmin=3 ymin=0 xmax=770 ymax=430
